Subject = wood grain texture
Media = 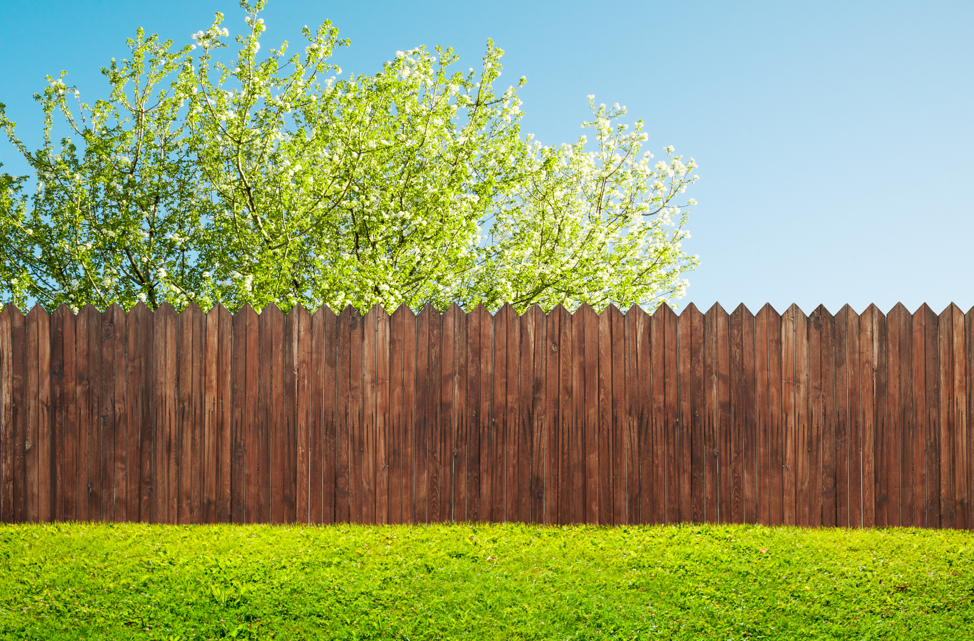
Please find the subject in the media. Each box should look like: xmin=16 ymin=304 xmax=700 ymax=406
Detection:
xmin=755 ymin=306 xmax=771 ymax=526
xmin=688 ymin=305 xmax=705 ymax=524
xmin=820 ymin=307 xmax=836 ymax=528
xmin=6 ymin=301 xmax=974 ymax=530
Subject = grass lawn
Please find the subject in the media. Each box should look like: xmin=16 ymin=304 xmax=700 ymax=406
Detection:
xmin=0 ymin=522 xmax=971 ymax=640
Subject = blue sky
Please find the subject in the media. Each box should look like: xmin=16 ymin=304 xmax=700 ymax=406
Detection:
xmin=1 ymin=0 xmax=971 ymax=315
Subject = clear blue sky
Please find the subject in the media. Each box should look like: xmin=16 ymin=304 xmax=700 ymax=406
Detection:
xmin=1 ymin=0 xmax=971 ymax=315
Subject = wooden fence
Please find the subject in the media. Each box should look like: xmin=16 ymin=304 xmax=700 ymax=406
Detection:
xmin=0 ymin=301 xmax=971 ymax=529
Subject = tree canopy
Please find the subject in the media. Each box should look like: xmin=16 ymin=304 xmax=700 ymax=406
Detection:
xmin=0 ymin=0 xmax=699 ymax=314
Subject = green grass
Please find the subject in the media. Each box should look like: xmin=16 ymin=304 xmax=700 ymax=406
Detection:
xmin=0 ymin=522 xmax=972 ymax=640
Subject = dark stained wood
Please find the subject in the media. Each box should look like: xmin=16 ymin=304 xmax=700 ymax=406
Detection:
xmin=635 ymin=306 xmax=651 ymax=524
xmin=11 ymin=307 xmax=27 ymax=523
xmin=216 ymin=305 xmax=232 ymax=523
xmin=766 ymin=306 xmax=783 ymax=526
xmin=627 ymin=306 xmax=642 ymax=524
xmin=401 ymin=307 xmax=417 ymax=523
xmin=57 ymin=306 xmax=79 ymax=521
xmin=85 ymin=305 xmax=104 ymax=522
xmin=375 ymin=306 xmax=391 ymax=524
xmin=885 ymin=304 xmax=902 ymax=527
xmin=742 ymin=306 xmax=756 ymax=524
xmin=597 ymin=307 xmax=612 ymax=525
xmin=50 ymin=307 xmax=65 ymax=521
xmin=505 ymin=304 xmax=523 ymax=523
xmin=160 ymin=304 xmax=179 ymax=523
xmin=25 ymin=307 xmax=39 ymax=522
xmin=680 ymin=306 xmax=695 ymax=523
xmin=282 ymin=305 xmax=299 ymax=524
xmin=529 ymin=306 xmax=546 ymax=524
xmin=610 ymin=306 xmax=625 ymax=526
xmin=466 ymin=305 xmax=485 ymax=524
xmin=296 ymin=305 xmax=312 ymax=523
xmin=834 ymin=306 xmax=851 ymax=527
xmin=129 ymin=304 xmax=152 ymax=523
xmin=559 ymin=306 xmax=576 ymax=525
xmin=489 ymin=305 xmax=507 ymax=523
xmin=780 ymin=305 xmax=796 ymax=526
xmin=178 ymin=304 xmax=204 ymax=524
xmin=348 ymin=307 xmax=364 ymax=524
xmin=820 ymin=307 xmax=836 ymax=528
xmin=309 ymin=308 xmax=324 ymax=524
xmin=688 ymin=305 xmax=705 ymax=523
xmin=860 ymin=305 xmax=879 ymax=528
xmin=728 ymin=305 xmax=744 ymax=525
xmin=896 ymin=304 xmax=913 ymax=526
xmin=232 ymin=305 xmax=252 ymax=523
xmin=703 ymin=305 xmax=718 ymax=524
xmin=494 ymin=304 xmax=511 ymax=522
xmin=807 ymin=307 xmax=823 ymax=528
xmin=36 ymin=307 xmax=52 ymax=523
xmin=453 ymin=305 xmax=469 ymax=523
xmin=72 ymin=306 xmax=88 ymax=523
xmin=268 ymin=305 xmax=284 ymax=524
xmin=923 ymin=305 xmax=939 ymax=528
xmin=389 ymin=306 xmax=406 ymax=525
xmin=755 ymin=306 xmax=770 ymax=526
xmin=478 ymin=305 xmax=493 ymax=523
xmin=427 ymin=306 xmax=443 ymax=522
xmin=910 ymin=305 xmax=926 ymax=528
xmin=938 ymin=305 xmax=954 ymax=528
xmin=663 ymin=304 xmax=680 ymax=525
xmin=256 ymin=306 xmax=273 ymax=523
xmin=108 ymin=305 xmax=127 ymax=523
xmin=334 ymin=307 xmax=353 ymax=523
xmin=875 ymin=306 xmax=891 ymax=528
xmin=546 ymin=306 xmax=562 ymax=524
xmin=794 ymin=306 xmax=810 ymax=528
xmin=414 ymin=306 xmax=432 ymax=523
xmin=716 ymin=305 xmax=730 ymax=524
xmin=846 ymin=307 xmax=863 ymax=528
xmin=651 ymin=305 xmax=666 ymax=524
xmin=950 ymin=304 xmax=968 ymax=529
xmin=0 ymin=308 xmax=11 ymax=522
xmin=440 ymin=304 xmax=458 ymax=523
xmin=579 ymin=304 xmax=599 ymax=524
xmin=571 ymin=304 xmax=586 ymax=524
xmin=967 ymin=306 xmax=974 ymax=531
xmin=361 ymin=306 xmax=377 ymax=525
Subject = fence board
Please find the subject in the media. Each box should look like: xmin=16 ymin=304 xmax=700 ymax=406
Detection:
xmin=414 ymin=306 xmax=431 ymax=523
xmin=636 ymin=306 xmax=651 ymax=524
xmin=528 ymin=306 xmax=546 ymax=524
xmin=808 ymin=307 xmax=823 ymax=528
xmin=703 ymin=305 xmax=718 ymax=524
xmin=362 ymin=306 xmax=377 ymax=525
xmin=389 ymin=306 xmax=406 ymax=525
xmin=755 ymin=306 xmax=770 ymax=525
xmin=598 ymin=308 xmax=612 ymax=525
xmin=478 ymin=304 xmax=494 ymax=524
xmin=296 ymin=305 xmax=312 ymax=524
xmin=628 ymin=305 xmax=644 ymax=524
xmin=401 ymin=307 xmax=417 ymax=524
xmin=467 ymin=305 xmax=484 ymax=524
xmin=820 ymin=308 xmax=836 ymax=528
xmin=729 ymin=305 xmax=744 ymax=525
xmin=335 ymin=307 xmax=352 ymax=523
xmin=688 ymin=305 xmax=705 ymax=523
xmin=348 ymin=308 xmax=364 ymax=524
xmin=651 ymin=306 xmax=666 ymax=524
xmin=951 ymin=304 xmax=968 ymax=529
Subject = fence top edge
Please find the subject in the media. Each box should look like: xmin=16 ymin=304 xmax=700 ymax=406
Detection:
xmin=2 ymin=301 xmax=970 ymax=319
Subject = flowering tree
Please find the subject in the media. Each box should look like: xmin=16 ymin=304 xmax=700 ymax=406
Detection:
xmin=0 ymin=1 xmax=699 ymax=313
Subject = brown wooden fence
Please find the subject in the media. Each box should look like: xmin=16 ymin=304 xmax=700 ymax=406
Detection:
xmin=0 ymin=301 xmax=971 ymax=529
